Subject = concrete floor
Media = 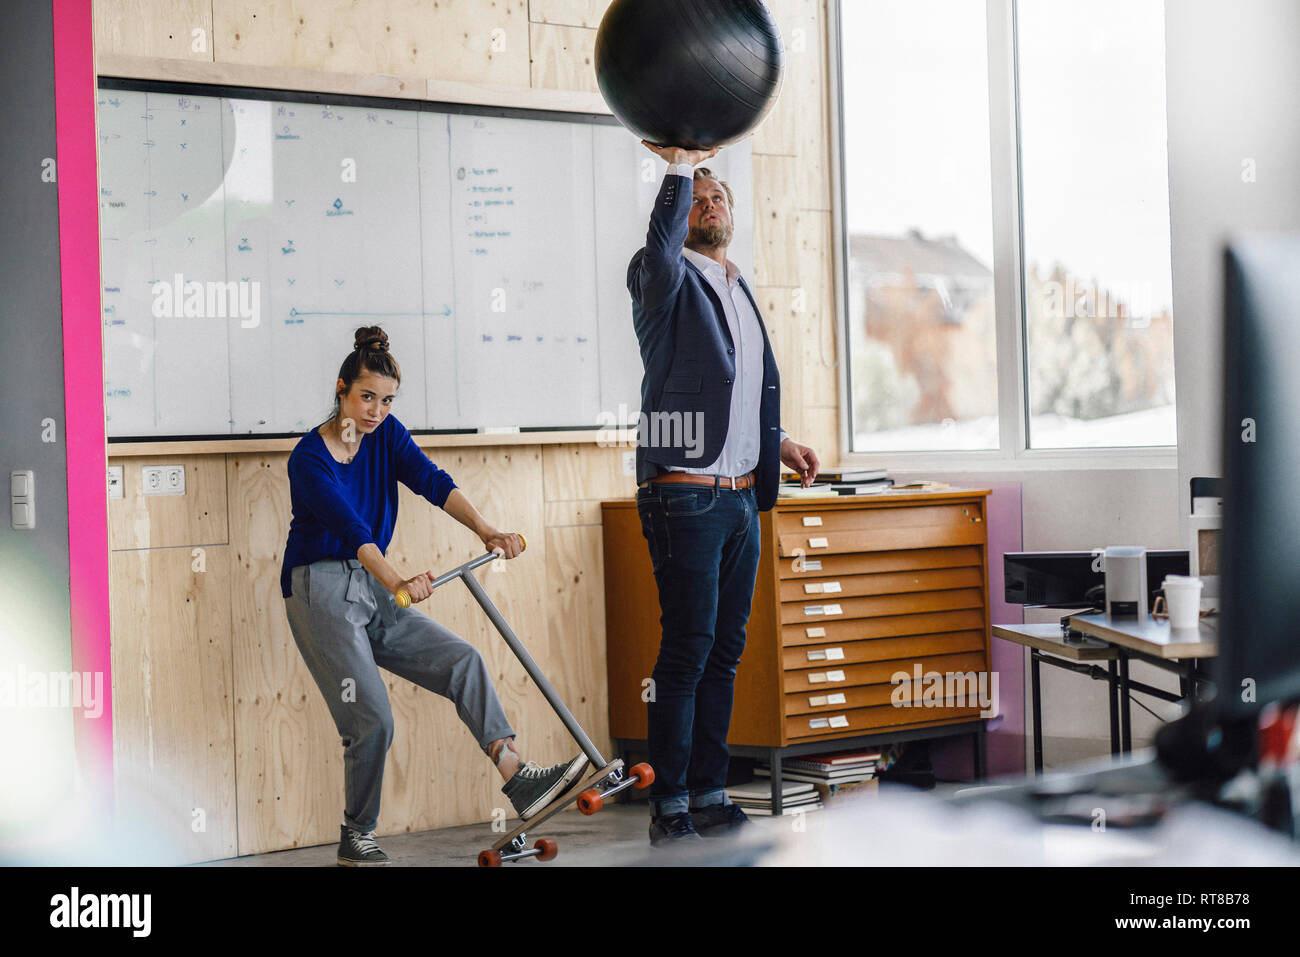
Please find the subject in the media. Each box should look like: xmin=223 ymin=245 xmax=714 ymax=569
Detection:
xmin=201 ymin=799 xmax=792 ymax=867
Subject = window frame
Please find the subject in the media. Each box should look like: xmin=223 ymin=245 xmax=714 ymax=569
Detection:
xmin=828 ymin=0 xmax=1178 ymax=471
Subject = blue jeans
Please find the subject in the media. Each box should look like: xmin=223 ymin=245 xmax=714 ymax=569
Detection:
xmin=636 ymin=481 xmax=761 ymax=817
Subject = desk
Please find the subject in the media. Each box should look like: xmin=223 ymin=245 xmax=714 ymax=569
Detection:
xmin=1067 ymin=612 xmax=1218 ymax=757
xmin=995 ymin=617 xmax=1219 ymax=773
xmin=1068 ymin=612 xmax=1218 ymax=659
xmin=992 ymin=624 xmax=1119 ymax=774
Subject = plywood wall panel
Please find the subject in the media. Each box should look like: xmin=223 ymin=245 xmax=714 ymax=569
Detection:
xmin=541 ymin=443 xmax=634 ymax=502
xmin=212 ymin=0 xmax=531 ymax=88
xmin=801 ymin=404 xmax=840 ymax=469
xmin=224 ymin=452 xmax=344 ymax=855
xmin=544 ymin=500 xmax=604 ymax=527
xmin=529 ymin=0 xmax=611 ymax=29
xmin=110 ymin=545 xmax=236 ymax=864
xmin=107 ymin=455 xmax=228 ymax=551
xmin=94 ymin=0 xmax=214 ymax=61
xmin=753 ymin=0 xmax=833 ymax=212
xmin=544 ymin=523 xmax=612 ymax=758
xmin=796 ymin=209 xmax=839 ymax=409
xmin=752 ymin=153 xmax=801 ymax=289
xmin=528 ymin=21 xmax=600 ymax=93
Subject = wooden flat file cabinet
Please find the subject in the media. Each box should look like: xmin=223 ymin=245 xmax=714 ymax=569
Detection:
xmin=601 ymin=489 xmax=994 ymax=749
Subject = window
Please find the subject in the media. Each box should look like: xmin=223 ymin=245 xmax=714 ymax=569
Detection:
xmin=839 ymin=0 xmax=999 ymax=452
xmin=1017 ymin=0 xmax=1177 ymax=448
xmin=836 ymin=0 xmax=1177 ymax=458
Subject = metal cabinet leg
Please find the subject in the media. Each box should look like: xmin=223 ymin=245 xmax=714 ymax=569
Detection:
xmin=770 ymin=749 xmax=783 ymax=815
xmin=1118 ymin=652 xmax=1133 ymax=754
xmin=1031 ymin=649 xmax=1044 ymax=775
xmin=973 ymin=726 xmax=987 ymax=780
xmin=1107 ymin=661 xmax=1120 ymax=759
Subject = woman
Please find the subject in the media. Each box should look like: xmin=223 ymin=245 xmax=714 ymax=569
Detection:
xmin=281 ymin=325 xmax=587 ymax=866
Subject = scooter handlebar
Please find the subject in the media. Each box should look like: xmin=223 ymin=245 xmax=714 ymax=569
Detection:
xmin=396 ymin=533 xmax=527 ymax=605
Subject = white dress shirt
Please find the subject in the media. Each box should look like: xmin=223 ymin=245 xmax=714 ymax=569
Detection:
xmin=662 ymin=164 xmax=785 ymax=478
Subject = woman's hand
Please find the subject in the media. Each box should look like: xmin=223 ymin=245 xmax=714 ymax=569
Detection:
xmin=397 ymin=571 xmax=434 ymax=604
xmin=481 ymin=528 xmax=526 ymax=559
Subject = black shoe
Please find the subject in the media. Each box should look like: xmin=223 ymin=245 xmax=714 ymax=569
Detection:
xmin=337 ymin=825 xmax=391 ymax=866
xmin=649 ymin=811 xmax=704 ymax=847
xmin=690 ymin=802 xmax=751 ymax=837
xmin=502 ymin=754 xmax=589 ymax=820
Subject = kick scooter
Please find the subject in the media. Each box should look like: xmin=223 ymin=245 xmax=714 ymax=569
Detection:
xmin=399 ymin=536 xmax=653 ymax=865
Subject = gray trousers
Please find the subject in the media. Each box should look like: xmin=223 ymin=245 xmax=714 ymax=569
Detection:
xmin=284 ymin=558 xmax=516 ymax=833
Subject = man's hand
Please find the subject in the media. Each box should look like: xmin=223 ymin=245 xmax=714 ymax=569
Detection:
xmin=481 ymin=528 xmax=525 ymax=560
xmin=641 ymin=140 xmax=719 ymax=167
xmin=780 ymin=437 xmax=821 ymax=488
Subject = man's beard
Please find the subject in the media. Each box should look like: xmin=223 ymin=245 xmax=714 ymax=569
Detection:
xmin=687 ymin=220 xmax=733 ymax=249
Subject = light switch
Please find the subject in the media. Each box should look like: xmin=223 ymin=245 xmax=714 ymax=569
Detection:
xmin=10 ymin=470 xmax=34 ymax=529
xmin=12 ymin=501 xmax=33 ymax=529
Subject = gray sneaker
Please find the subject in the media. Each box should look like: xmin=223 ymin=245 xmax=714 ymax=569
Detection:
xmin=502 ymin=754 xmax=589 ymax=819
xmin=337 ymin=825 xmax=391 ymax=866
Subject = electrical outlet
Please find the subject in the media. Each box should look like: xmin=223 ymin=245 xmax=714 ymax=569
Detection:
xmin=143 ymin=465 xmax=185 ymax=496
xmin=622 ymin=451 xmax=636 ymax=477
xmin=107 ymin=466 xmax=123 ymax=499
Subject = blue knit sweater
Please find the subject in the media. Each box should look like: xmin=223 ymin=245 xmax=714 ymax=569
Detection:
xmin=280 ymin=414 xmax=457 ymax=598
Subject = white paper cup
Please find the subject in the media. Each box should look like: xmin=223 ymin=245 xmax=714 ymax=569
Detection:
xmin=1161 ymin=575 xmax=1203 ymax=629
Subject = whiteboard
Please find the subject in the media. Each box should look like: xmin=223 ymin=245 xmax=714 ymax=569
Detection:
xmin=96 ymin=82 xmax=754 ymax=437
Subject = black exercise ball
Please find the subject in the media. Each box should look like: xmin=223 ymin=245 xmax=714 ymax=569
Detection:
xmin=594 ymin=0 xmax=785 ymax=150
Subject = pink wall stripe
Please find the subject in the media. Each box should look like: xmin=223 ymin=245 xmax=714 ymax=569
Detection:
xmin=53 ymin=0 xmax=113 ymax=786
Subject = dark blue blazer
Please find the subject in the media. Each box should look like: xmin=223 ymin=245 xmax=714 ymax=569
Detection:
xmin=626 ymin=173 xmax=783 ymax=511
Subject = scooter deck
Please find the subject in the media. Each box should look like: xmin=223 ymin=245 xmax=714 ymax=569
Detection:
xmin=493 ymin=759 xmax=623 ymax=851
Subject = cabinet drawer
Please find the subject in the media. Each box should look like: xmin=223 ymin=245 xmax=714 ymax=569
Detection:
xmin=783 ymin=680 xmax=992 ymax=717
xmin=784 ymin=684 xmax=897 ymax=715
xmin=777 ymin=503 xmax=984 ymax=536
xmin=779 ymin=524 xmax=985 ymax=557
xmin=783 ymin=650 xmax=988 ymax=693
xmin=780 ymin=566 xmax=983 ymax=603
xmin=783 ymin=631 xmax=986 ymax=671
xmin=775 ymin=546 xmax=982 ymax=581
xmin=781 ymin=588 xmax=985 ymax=626
xmin=787 ymin=703 xmax=985 ymax=740
xmin=783 ymin=608 xmax=987 ymax=646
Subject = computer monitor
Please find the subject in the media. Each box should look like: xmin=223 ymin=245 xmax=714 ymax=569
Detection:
xmin=1215 ymin=235 xmax=1300 ymax=717
xmin=1003 ymin=550 xmax=1189 ymax=609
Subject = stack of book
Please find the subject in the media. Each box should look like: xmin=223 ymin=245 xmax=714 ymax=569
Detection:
xmin=725 ymin=779 xmax=823 ymax=816
xmin=779 ymin=467 xmax=893 ymax=497
xmin=755 ymin=750 xmax=881 ymax=806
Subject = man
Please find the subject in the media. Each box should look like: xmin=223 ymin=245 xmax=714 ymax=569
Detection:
xmin=628 ymin=140 xmax=820 ymax=846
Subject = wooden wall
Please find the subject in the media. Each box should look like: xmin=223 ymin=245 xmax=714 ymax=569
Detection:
xmin=96 ymin=0 xmax=839 ymax=862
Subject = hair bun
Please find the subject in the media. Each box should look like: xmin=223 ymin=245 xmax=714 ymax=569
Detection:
xmin=353 ymin=325 xmax=389 ymax=353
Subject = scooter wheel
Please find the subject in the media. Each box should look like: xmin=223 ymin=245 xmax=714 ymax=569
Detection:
xmin=477 ymin=849 xmax=502 ymax=867
xmin=577 ymin=789 xmax=603 ymax=815
xmin=534 ymin=838 xmax=558 ymax=862
xmin=630 ymin=763 xmax=655 ymax=788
